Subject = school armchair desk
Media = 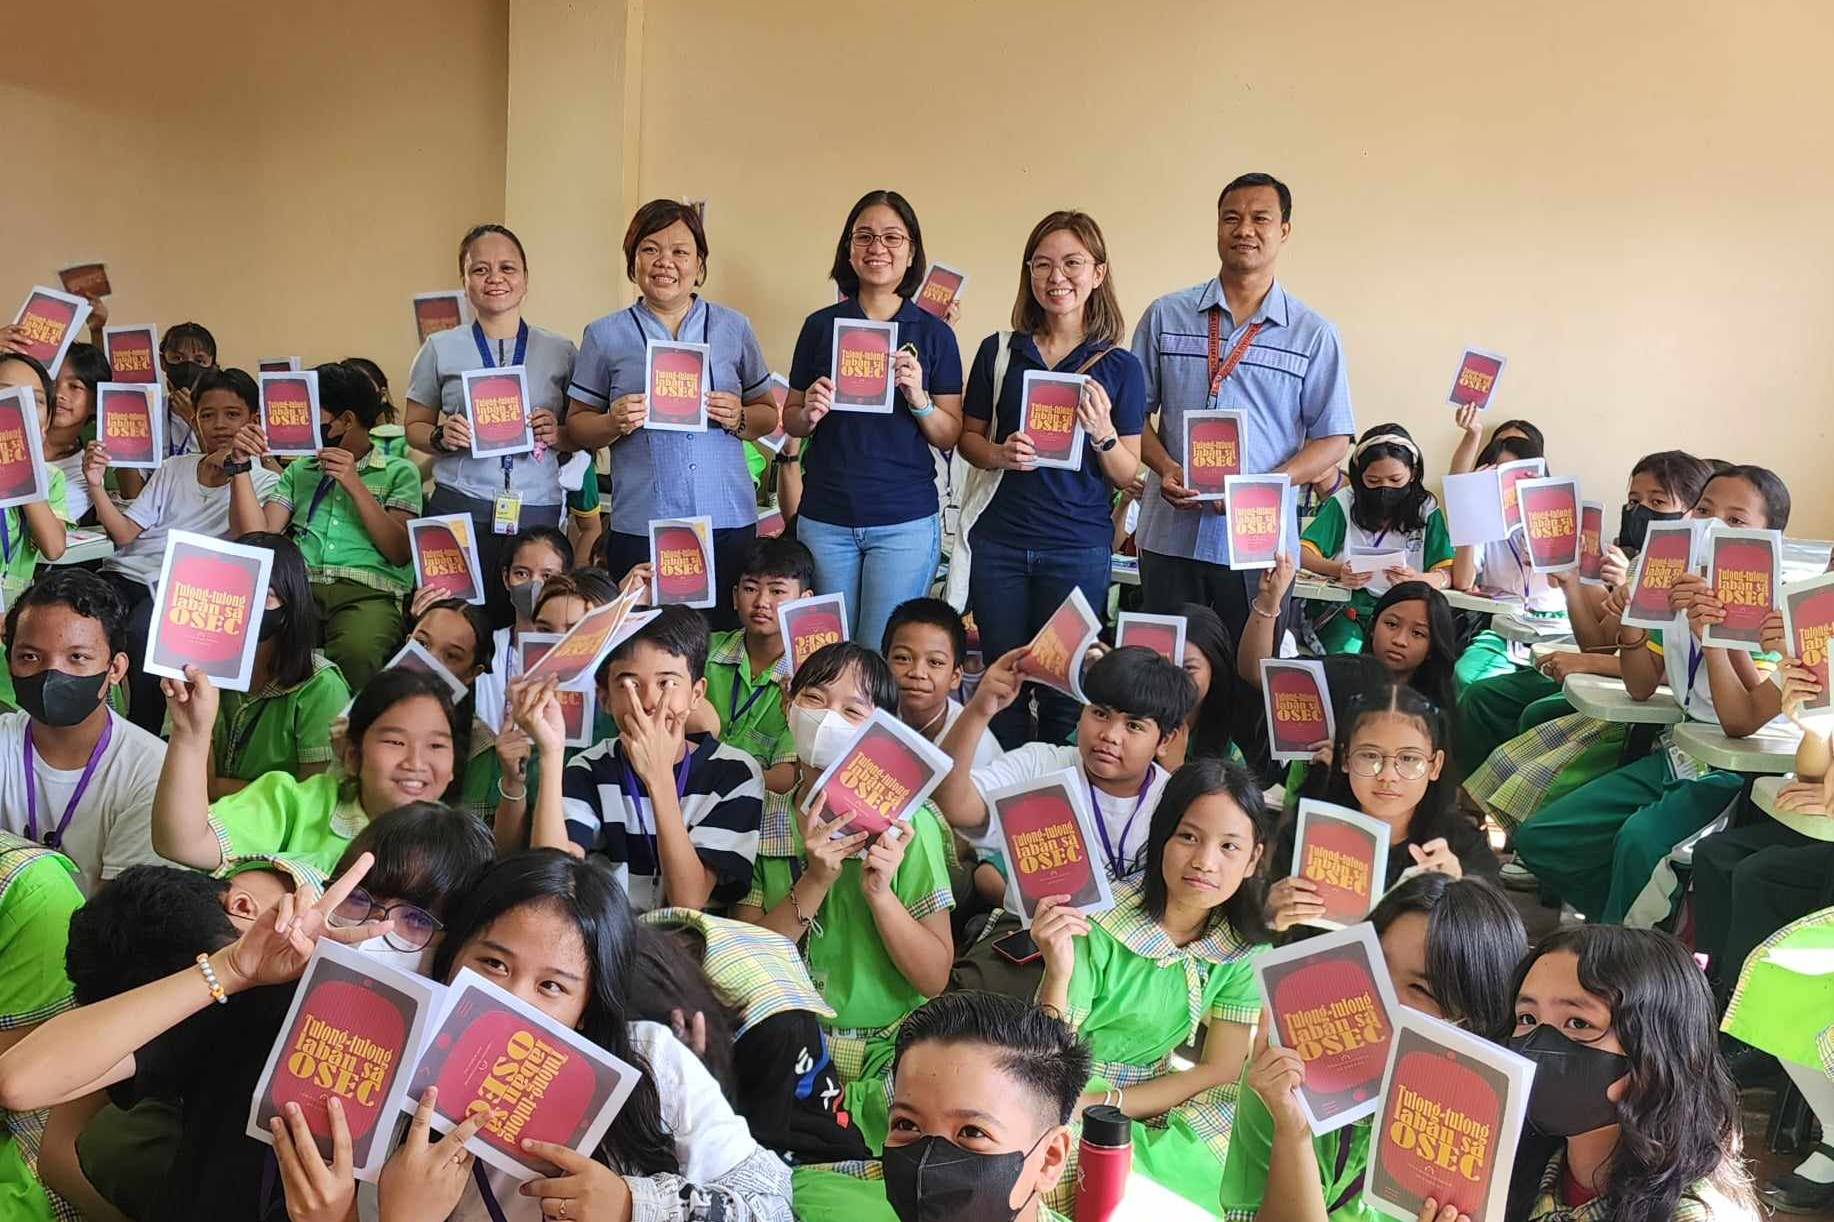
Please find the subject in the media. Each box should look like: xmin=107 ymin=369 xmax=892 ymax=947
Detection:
xmin=1493 ymin=610 xmax=1572 ymax=645
xmin=1293 ymin=578 xmax=1350 ymax=604
xmin=48 ymin=526 xmax=113 ymax=566
xmin=1561 ymin=673 xmax=1684 ymax=726
xmin=1673 ymin=721 xmax=1801 ymax=776
xmin=1751 ymin=774 xmax=1834 ymax=842
xmin=1444 ymin=588 xmax=1518 ymax=616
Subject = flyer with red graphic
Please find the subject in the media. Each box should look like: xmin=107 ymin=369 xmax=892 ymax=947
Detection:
xmin=645 ymin=339 xmax=710 ymax=432
xmin=1255 ymin=923 xmax=1401 ymax=1133
xmin=462 ymin=366 xmax=534 ymax=458
xmin=383 ymin=638 xmax=469 ymax=702
xmin=1291 ymin=799 xmax=1392 ymax=930
xmin=10 ymin=286 xmax=90 ymax=376
xmin=756 ymin=505 xmax=786 ymax=539
xmin=1017 ymin=587 xmax=1102 ymax=702
xmin=58 ymin=262 xmax=111 ymax=299
xmin=754 ymin=373 xmax=791 ymax=455
xmin=1182 ymin=408 xmax=1244 ymax=501
xmin=914 ymin=263 xmax=967 ymax=319
xmin=1261 ymin=659 xmax=1334 ymax=762
xmin=412 ymin=291 xmax=466 ymax=344
xmin=1782 ymin=572 xmax=1834 ymax=716
xmin=260 ymin=370 xmax=323 ymax=457
xmin=403 ymin=968 xmax=641 ymax=1181
xmin=988 ymin=767 xmax=1117 ymax=925
xmin=0 ymin=386 xmax=50 ymax=511
xmin=1702 ymin=527 xmax=1782 ymax=652
xmin=96 ymin=383 xmax=163 ymax=470
xmin=779 ymin=592 xmax=848 ymax=675
xmin=518 ymin=634 xmax=599 ymax=747
xmin=829 ymin=318 xmax=898 ymax=413
xmin=1364 ymin=1010 xmax=1534 ymax=1222
xmin=407 ymin=514 xmax=486 ymax=605
xmin=1115 ymin=612 xmax=1186 ymax=664
xmin=521 ymin=592 xmax=643 ymax=688
xmin=648 ymin=516 xmax=716 ymax=609
xmin=1515 ymin=476 xmax=1581 ymax=573
xmin=1225 ymin=475 xmax=1290 ymax=570
xmin=103 ymin=324 xmax=161 ymax=385
xmin=1578 ymin=501 xmax=1606 ymax=585
xmin=259 ymin=357 xmax=301 ymax=373
xmin=1447 ymin=349 xmax=1506 ymax=411
xmin=144 ymin=531 xmax=275 ymax=691
xmin=1018 ymin=371 xmax=1086 ymax=470
xmin=806 ymin=709 xmax=952 ymax=838
xmin=1495 ymin=458 xmax=1546 ymax=534
xmin=1622 ymin=520 xmax=1699 ymax=631
xmin=248 ymin=939 xmax=442 ymax=1181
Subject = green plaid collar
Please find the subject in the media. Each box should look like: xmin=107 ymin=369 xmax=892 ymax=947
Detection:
xmin=1092 ymin=878 xmax=1253 ymax=967
xmin=709 ymin=628 xmax=790 ymax=682
xmin=643 ymin=907 xmax=834 ymax=1033
xmin=0 ymin=833 xmax=77 ymax=904
xmin=242 ymin=650 xmax=340 ymax=701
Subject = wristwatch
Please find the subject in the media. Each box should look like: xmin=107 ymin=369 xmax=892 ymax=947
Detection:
xmin=220 ymin=457 xmax=253 ymax=475
xmin=1094 ymin=434 xmax=1119 ymax=453
xmin=429 ymin=420 xmax=450 ymax=453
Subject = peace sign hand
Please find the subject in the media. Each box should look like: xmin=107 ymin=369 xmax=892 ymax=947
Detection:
xmin=377 ymin=1088 xmax=492 ymax=1222
xmin=215 ymin=853 xmax=394 ymax=994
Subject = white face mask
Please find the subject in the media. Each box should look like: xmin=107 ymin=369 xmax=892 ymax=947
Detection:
xmin=790 ymin=704 xmax=858 ymax=770
xmin=357 ymin=935 xmax=436 ymax=978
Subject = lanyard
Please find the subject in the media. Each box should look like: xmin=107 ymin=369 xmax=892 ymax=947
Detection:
xmin=618 ymin=745 xmax=696 ymax=879
xmin=1205 ymin=309 xmax=1266 ymax=408
xmin=474 ymin=320 xmax=530 ymax=488
xmin=474 ymin=1161 xmax=511 ymax=1222
xmin=1087 ymin=770 xmax=1155 ymax=880
xmin=23 ymin=714 xmax=114 ymax=850
xmin=1685 ymin=641 xmax=1705 ymax=707
xmin=305 ymin=473 xmax=337 ymax=523
xmin=228 ymin=697 xmax=270 ymax=768
xmin=1505 ymin=534 xmax=1532 ymax=602
xmin=727 ymin=666 xmax=775 ymax=727
xmin=0 ymin=510 xmax=11 ymax=565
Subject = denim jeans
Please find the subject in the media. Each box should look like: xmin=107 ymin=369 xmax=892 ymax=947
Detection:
xmin=797 ymin=513 xmax=942 ymax=655
xmin=968 ymin=534 xmax=1112 ymax=747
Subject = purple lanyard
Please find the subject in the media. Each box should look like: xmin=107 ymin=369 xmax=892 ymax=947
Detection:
xmin=472 ymin=320 xmax=530 ymax=489
xmin=1086 ymin=770 xmax=1154 ymax=880
xmin=24 ymin=715 xmax=114 ymax=850
xmin=1686 ymin=642 xmax=1705 ymax=705
xmin=1505 ymin=534 xmax=1532 ymax=602
xmin=619 ymin=745 xmax=696 ymax=877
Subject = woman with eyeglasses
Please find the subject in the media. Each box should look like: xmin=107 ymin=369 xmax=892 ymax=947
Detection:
xmin=953 ymin=211 xmax=1145 ymax=748
xmin=319 ymin=800 xmax=495 ymax=974
xmin=780 ymin=190 xmax=964 ymax=654
xmin=1267 ymin=684 xmax=1497 ymax=932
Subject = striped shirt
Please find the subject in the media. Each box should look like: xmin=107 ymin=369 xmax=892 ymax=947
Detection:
xmin=561 ymin=733 xmax=764 ymax=912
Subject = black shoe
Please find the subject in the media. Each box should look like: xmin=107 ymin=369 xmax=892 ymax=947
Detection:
xmin=1723 ymin=1042 xmax=1785 ymax=1089
xmin=1764 ymin=1166 xmax=1834 ymax=1215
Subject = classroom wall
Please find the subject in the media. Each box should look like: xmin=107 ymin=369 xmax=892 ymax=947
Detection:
xmin=2 ymin=0 xmax=508 ymax=391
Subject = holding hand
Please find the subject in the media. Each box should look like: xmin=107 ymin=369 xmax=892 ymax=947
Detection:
xmin=1777 ymin=661 xmax=1823 ymax=725
xmin=1031 ymin=895 xmax=1090 ymax=979
xmin=610 ymin=393 xmax=648 ymax=439
xmin=802 ymin=377 xmax=836 ymax=428
xmin=377 ymin=1089 xmax=491 ymax=1222
xmin=162 ymin=665 xmax=221 ymax=742
xmin=518 ymin=1140 xmax=633 ymax=1222
xmin=968 ymin=646 xmax=1030 ymax=718
xmin=1759 ymin=610 xmax=1787 ymax=657
xmin=861 ymin=823 xmax=910 ymax=901
xmin=0 ymin=323 xmax=31 ymax=356
xmin=893 ymin=348 xmax=929 ymax=410
xmin=1255 ymin=553 xmax=1296 ymax=616
xmin=1000 ymin=431 xmax=1039 ymax=472
xmin=1454 ymin=403 xmax=1483 ymax=442
xmin=230 ymin=422 xmax=268 ymax=465
xmin=530 ymin=408 xmax=560 ymax=448
xmin=408 ymin=584 xmax=451 ymax=620
xmin=271 ymin=1096 xmax=356 ymax=1222
xmin=706 ymin=390 xmax=744 ymax=433
xmin=1266 ymin=877 xmax=1326 ymax=931
xmin=1407 ymin=837 xmax=1463 ymax=879
xmin=437 ymin=413 xmax=473 ymax=453
xmin=509 ymin=676 xmax=568 ymax=756
xmin=317 ymin=444 xmax=361 ymax=489
xmin=1245 ymin=1027 xmax=1308 ymax=1137
xmin=1600 ymin=544 xmax=1632 ymax=590
xmin=81 ymin=441 xmax=112 ymax=490
xmin=1075 ymin=379 xmax=1116 ymax=443
xmin=1336 ymin=565 xmax=1374 ymax=591
xmin=1157 ymin=463 xmax=1204 ymax=512
xmin=801 ymin=791 xmax=869 ymax=886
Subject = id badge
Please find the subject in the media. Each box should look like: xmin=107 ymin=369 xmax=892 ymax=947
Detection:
xmin=492 ymin=493 xmax=522 ymax=535
xmin=1659 ymin=729 xmax=1702 ymax=782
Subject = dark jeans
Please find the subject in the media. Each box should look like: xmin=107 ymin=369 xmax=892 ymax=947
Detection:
xmin=968 ymin=535 xmax=1111 ymax=748
xmin=1691 ymin=820 xmax=1834 ymax=1008
xmin=425 ymin=485 xmax=566 ymax=631
xmin=102 ymin=571 xmax=161 ymax=732
xmin=602 ymin=524 xmax=758 ymax=633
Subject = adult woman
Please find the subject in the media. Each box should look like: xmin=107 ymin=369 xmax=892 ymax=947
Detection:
xmin=405 ymin=224 xmax=575 ymax=627
xmin=956 ymin=210 xmax=1145 ymax=747
xmin=564 ymin=199 xmax=780 ymax=631
xmin=782 ymin=190 xmax=964 ymax=652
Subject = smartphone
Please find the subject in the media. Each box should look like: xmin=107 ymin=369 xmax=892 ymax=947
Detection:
xmin=991 ymin=929 xmax=1041 ymax=965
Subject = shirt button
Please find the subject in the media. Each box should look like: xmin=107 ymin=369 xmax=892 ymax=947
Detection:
xmin=688 ymin=463 xmax=697 ymax=471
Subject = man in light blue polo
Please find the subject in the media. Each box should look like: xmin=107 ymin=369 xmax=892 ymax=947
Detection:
xmin=1133 ymin=173 xmax=1355 ymax=640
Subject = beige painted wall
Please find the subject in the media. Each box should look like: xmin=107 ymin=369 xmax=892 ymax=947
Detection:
xmin=2 ymin=0 xmax=508 ymax=392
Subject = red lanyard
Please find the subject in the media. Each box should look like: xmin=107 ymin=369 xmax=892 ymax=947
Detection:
xmin=1206 ymin=309 xmax=1265 ymax=406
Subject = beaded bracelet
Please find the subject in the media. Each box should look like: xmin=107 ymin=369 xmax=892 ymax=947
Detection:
xmin=195 ymin=953 xmax=228 ymax=1005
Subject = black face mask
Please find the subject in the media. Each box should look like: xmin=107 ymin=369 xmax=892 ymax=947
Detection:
xmin=1360 ymin=484 xmax=1411 ymax=524
xmin=258 ymin=606 xmax=287 ymax=642
xmin=12 ymin=668 xmax=110 ymax=728
xmin=1614 ymin=502 xmax=1684 ymax=556
xmin=1506 ymin=1024 xmax=1630 ymax=1137
xmin=883 ymin=1135 xmax=1040 ymax=1222
xmin=166 ymin=361 xmax=206 ymax=395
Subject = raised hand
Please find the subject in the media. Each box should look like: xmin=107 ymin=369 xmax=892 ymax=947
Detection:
xmin=1265 ymin=876 xmax=1326 ymax=931
xmin=377 ymin=1089 xmax=492 ymax=1222
xmin=217 ymin=854 xmax=393 ymax=992
xmin=1032 ymin=895 xmax=1091 ymax=978
xmin=801 ymin=791 xmax=869 ymax=885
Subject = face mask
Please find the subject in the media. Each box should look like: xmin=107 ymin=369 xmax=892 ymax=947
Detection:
xmin=166 ymin=361 xmax=205 ymax=395
xmin=508 ymin=579 xmax=542 ymax=623
xmin=790 ymin=704 xmax=857 ymax=770
xmin=883 ymin=1135 xmax=1039 ymax=1222
xmin=1613 ymin=502 xmax=1683 ymax=555
xmin=1361 ymin=485 xmax=1410 ymax=522
xmin=357 ymin=934 xmax=435 ymax=977
xmin=258 ymin=605 xmax=287 ymax=642
xmin=1506 ymin=1023 xmax=1630 ymax=1137
xmin=12 ymin=668 xmax=110 ymax=728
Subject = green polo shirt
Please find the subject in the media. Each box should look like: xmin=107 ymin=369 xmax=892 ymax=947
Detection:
xmin=212 ymin=653 xmax=352 ymax=783
xmin=703 ymin=629 xmax=795 ymax=773
xmin=206 ymin=770 xmax=369 ymax=878
xmin=272 ymin=448 xmax=422 ymax=594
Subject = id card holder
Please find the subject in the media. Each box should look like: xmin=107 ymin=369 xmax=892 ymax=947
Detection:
xmin=1659 ymin=729 xmax=1703 ymax=783
xmin=492 ymin=493 xmax=522 ymax=535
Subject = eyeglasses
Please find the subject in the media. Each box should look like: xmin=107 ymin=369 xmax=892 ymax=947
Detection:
xmin=850 ymin=230 xmax=909 ymax=252
xmin=1028 ymin=255 xmax=1095 ymax=279
xmin=326 ymin=885 xmax=444 ymax=952
xmin=1346 ymin=748 xmax=1433 ymax=780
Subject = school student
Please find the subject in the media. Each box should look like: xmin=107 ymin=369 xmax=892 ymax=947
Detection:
xmin=703 ymin=535 xmax=814 ymax=788
xmin=470 ymin=522 xmax=573 ymax=734
xmin=404 ymin=223 xmax=575 ymax=628
xmin=520 ymin=607 xmax=762 ymax=913
xmin=882 ymin=596 xmax=1000 ymax=766
xmin=204 ymin=533 xmax=352 ymax=796
xmin=1515 ymin=464 xmax=1791 ymax=927
xmin=782 ymin=190 xmax=965 ymax=653
xmin=1224 ymin=872 xmax=1527 ymax=1222
xmin=1299 ymin=424 xmax=1453 ymax=653
xmin=48 ymin=341 xmax=108 ymax=523
xmin=563 ymin=199 xmax=782 ymax=630
xmin=732 ymin=642 xmax=956 ymax=1153
xmin=236 ymin=359 xmax=423 ymax=691
xmin=1156 ymin=604 xmax=1242 ymax=770
xmin=0 ymin=352 xmax=71 ymax=602
xmin=1504 ymin=926 xmax=1759 ymax=1222
xmin=100 ymin=322 xmax=217 ymax=503
xmin=955 ymin=210 xmax=1146 ymax=746
xmin=89 ymin=366 xmax=278 ymax=730
xmin=0 ymin=569 xmax=167 ymax=895
xmin=1033 ymin=758 xmax=1270 ymax=1210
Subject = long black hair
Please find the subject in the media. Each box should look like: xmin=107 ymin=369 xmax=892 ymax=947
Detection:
xmin=1137 ymin=757 xmax=1271 ymax=943
xmin=1475 ymin=418 xmax=1544 ymax=467
xmin=1347 ymin=422 xmax=1432 ymax=534
xmin=430 ymin=852 xmax=680 ymax=1176
xmin=1306 ymin=684 xmax=1462 ymax=851
xmin=237 ymin=532 xmax=319 ymax=689
xmin=1507 ymin=926 xmax=1755 ymax=1222
xmin=1369 ymin=872 xmax=1524 ymax=1041
xmin=1178 ymin=603 xmax=1237 ymax=760
xmin=1362 ymin=580 xmax=1458 ymax=712
xmin=829 ymin=190 xmax=927 ymax=299
xmin=343 ymin=668 xmax=466 ymax=806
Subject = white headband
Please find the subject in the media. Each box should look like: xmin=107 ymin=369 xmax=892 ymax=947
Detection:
xmin=1354 ymin=433 xmax=1420 ymax=462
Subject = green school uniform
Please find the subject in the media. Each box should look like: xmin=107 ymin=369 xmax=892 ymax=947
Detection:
xmin=0 ymin=469 xmax=73 ymax=710
xmin=1721 ymin=904 xmax=1834 ymax=1073
xmin=369 ymin=423 xmax=409 ymax=461
xmin=1054 ymin=879 xmax=1266 ymax=1213
xmin=703 ymin=629 xmax=794 ymax=773
xmin=212 ymin=653 xmax=352 ymax=784
xmin=206 ymin=770 xmax=369 ymax=878
xmin=743 ymin=800 xmax=955 ymax=1153
xmin=1300 ymin=490 xmax=1453 ymax=654
xmin=0 ymin=836 xmax=85 ymax=1222
xmin=458 ymin=717 xmax=503 ymax=823
xmin=789 ymin=1163 xmax=1071 ymax=1222
xmin=1220 ymin=1089 xmax=1376 ymax=1221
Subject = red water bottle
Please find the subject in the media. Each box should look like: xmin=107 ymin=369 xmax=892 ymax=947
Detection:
xmin=1075 ymin=1104 xmax=1132 ymax=1222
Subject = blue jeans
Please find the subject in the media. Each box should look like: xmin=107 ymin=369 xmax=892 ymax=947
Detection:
xmin=968 ymin=534 xmax=1112 ymax=747
xmin=797 ymin=513 xmax=942 ymax=655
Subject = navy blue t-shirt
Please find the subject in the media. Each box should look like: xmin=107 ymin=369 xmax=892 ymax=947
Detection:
xmin=964 ymin=333 xmax=1146 ymax=549
xmin=788 ymin=297 xmax=964 ymax=527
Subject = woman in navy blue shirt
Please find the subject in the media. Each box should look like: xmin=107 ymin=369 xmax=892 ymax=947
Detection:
xmin=956 ymin=211 xmax=1146 ymax=745
xmin=782 ymin=190 xmax=964 ymax=653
